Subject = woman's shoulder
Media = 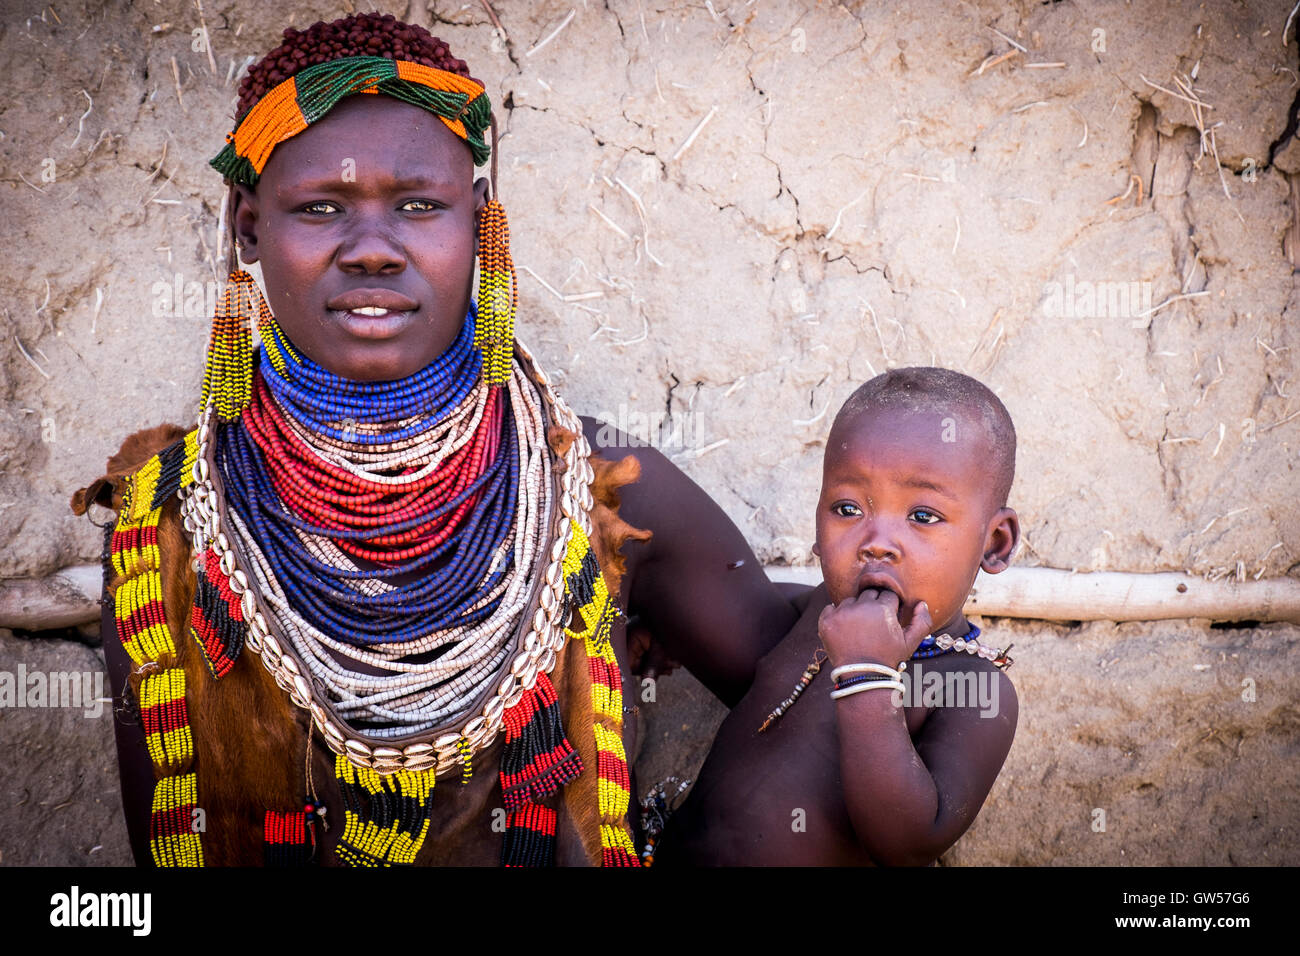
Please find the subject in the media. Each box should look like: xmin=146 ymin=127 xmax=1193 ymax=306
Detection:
xmin=70 ymin=422 xmax=195 ymax=517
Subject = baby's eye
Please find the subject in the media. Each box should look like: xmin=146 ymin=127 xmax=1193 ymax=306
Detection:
xmin=401 ymin=199 xmax=440 ymax=212
xmin=910 ymin=509 xmax=941 ymax=525
xmin=831 ymin=502 xmax=862 ymax=518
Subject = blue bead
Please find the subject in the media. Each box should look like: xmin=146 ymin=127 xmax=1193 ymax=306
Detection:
xmin=909 ymin=623 xmax=980 ymax=660
xmin=259 ymin=307 xmax=485 ymax=443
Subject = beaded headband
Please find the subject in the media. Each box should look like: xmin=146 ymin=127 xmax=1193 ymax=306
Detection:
xmin=209 ymin=55 xmax=492 ymax=186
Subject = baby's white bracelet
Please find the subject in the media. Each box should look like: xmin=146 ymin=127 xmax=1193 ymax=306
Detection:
xmin=830 ymin=679 xmax=906 ymax=700
xmin=828 ymin=661 xmax=905 ymax=700
xmin=830 ymin=662 xmax=901 ymax=682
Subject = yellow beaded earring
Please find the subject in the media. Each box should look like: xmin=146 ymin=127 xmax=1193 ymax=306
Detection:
xmin=474 ymin=115 xmax=516 ymax=387
xmin=201 ymin=189 xmax=272 ymax=421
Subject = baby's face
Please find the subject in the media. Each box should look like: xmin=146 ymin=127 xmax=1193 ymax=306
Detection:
xmin=814 ymin=405 xmax=1006 ymax=636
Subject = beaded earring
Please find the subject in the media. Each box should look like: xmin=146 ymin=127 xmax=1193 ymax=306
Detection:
xmin=201 ymin=189 xmax=272 ymax=421
xmin=474 ymin=115 xmax=516 ymax=387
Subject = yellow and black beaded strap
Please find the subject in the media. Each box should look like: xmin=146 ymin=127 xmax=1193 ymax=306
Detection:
xmin=110 ymin=429 xmax=204 ymax=866
xmin=334 ymin=757 xmax=436 ymax=866
xmin=124 ymin=431 xmax=199 ymax=522
xmin=560 ymin=524 xmax=640 ymax=867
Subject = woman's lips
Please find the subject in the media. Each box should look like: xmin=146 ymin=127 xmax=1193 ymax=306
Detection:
xmin=329 ymin=307 xmax=417 ymax=339
xmin=325 ymin=290 xmax=420 ymax=339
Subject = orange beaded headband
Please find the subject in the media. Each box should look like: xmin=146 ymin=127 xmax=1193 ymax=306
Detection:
xmin=210 ymin=55 xmax=492 ymax=186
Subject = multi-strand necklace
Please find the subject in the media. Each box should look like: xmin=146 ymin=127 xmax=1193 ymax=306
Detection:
xmin=168 ymin=320 xmax=643 ymax=864
xmin=212 ymin=312 xmax=549 ymax=737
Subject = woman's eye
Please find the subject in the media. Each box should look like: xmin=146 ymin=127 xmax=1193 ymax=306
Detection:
xmin=402 ymin=199 xmax=439 ymax=212
xmin=831 ymin=502 xmax=862 ymax=518
xmin=301 ymin=201 xmax=339 ymax=215
xmin=911 ymin=509 xmax=941 ymax=525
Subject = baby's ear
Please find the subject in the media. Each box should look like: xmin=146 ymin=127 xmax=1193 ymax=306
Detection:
xmin=981 ymin=507 xmax=1020 ymax=574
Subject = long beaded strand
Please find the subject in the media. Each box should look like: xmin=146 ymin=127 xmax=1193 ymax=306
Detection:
xmin=217 ymin=311 xmax=522 ymax=645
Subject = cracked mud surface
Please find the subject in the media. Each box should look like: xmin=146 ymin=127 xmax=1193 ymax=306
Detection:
xmin=2 ymin=1 xmax=1296 ymax=865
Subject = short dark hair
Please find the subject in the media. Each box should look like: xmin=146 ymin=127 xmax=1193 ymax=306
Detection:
xmin=237 ymin=13 xmax=476 ymax=122
xmin=831 ymin=367 xmax=1017 ymax=506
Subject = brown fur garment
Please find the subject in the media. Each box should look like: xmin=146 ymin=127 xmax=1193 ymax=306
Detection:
xmin=74 ymin=423 xmax=304 ymax=864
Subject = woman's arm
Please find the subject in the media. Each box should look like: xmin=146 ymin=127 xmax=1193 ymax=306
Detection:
xmin=583 ymin=417 xmax=801 ymax=706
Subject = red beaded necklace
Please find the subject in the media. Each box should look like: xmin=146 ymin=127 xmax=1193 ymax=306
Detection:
xmin=241 ymin=372 xmax=505 ymax=566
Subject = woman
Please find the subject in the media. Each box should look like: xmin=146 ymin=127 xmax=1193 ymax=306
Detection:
xmin=73 ymin=11 xmax=798 ymax=866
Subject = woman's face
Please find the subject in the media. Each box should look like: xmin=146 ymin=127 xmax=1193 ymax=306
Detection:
xmin=233 ymin=94 xmax=487 ymax=382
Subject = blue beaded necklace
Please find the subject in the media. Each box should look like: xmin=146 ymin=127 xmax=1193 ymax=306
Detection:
xmin=911 ymin=623 xmax=980 ymax=659
xmin=258 ymin=312 xmax=483 ymax=444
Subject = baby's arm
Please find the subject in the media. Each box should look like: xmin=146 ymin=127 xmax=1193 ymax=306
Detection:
xmin=820 ymin=591 xmax=1017 ymax=866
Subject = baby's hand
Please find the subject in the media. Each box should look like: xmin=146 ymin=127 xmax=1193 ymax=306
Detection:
xmin=818 ymin=590 xmax=933 ymax=670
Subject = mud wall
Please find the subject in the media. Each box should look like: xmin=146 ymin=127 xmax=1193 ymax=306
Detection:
xmin=1 ymin=0 xmax=1296 ymax=865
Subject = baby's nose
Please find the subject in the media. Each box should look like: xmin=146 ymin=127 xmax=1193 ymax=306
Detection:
xmin=858 ymin=519 xmax=901 ymax=560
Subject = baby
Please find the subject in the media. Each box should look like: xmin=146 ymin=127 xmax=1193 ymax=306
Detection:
xmin=658 ymin=367 xmax=1020 ymax=866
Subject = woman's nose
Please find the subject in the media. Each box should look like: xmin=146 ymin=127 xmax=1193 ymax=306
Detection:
xmin=338 ymin=216 xmax=406 ymax=275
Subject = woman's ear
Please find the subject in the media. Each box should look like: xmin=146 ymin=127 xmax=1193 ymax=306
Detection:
xmin=231 ymin=184 xmax=261 ymax=264
xmin=471 ymin=177 xmax=489 ymax=255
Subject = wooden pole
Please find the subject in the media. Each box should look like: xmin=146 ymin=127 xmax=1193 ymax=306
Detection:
xmin=2 ymin=564 xmax=1299 ymax=631
xmin=769 ymin=565 xmax=1300 ymax=625
xmin=966 ymin=567 xmax=1300 ymax=625
xmin=0 ymin=565 xmax=102 ymax=631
